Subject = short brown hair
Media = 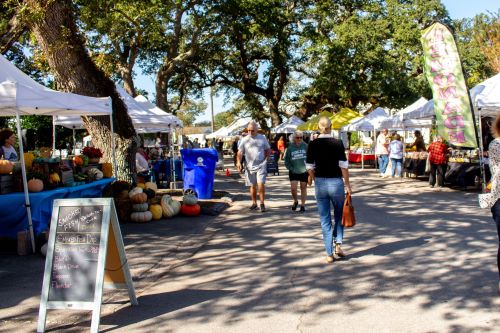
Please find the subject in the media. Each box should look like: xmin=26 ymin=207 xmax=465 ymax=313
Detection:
xmin=492 ymin=115 xmax=500 ymax=139
xmin=0 ymin=128 xmax=14 ymax=146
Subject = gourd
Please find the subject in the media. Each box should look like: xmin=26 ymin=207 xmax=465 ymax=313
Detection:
xmin=143 ymin=188 xmax=156 ymax=200
xmin=49 ymin=173 xmax=60 ymax=184
xmin=73 ymin=155 xmax=84 ymax=166
xmin=149 ymin=204 xmax=162 ymax=220
xmin=87 ymin=168 xmax=103 ymax=180
xmin=101 ymin=163 xmax=113 ymax=178
xmin=180 ymin=203 xmax=201 ymax=216
xmin=183 ymin=189 xmax=198 ymax=205
xmin=130 ymin=211 xmax=153 ymax=223
xmin=128 ymin=187 xmax=143 ymax=198
xmin=24 ymin=152 xmax=35 ymax=170
xmin=131 ymin=192 xmax=148 ymax=204
xmin=145 ymin=182 xmax=158 ymax=192
xmin=0 ymin=160 xmax=13 ymax=174
xmin=132 ymin=203 xmax=149 ymax=212
xmin=136 ymin=183 xmax=146 ymax=189
xmin=161 ymin=194 xmax=181 ymax=217
xmin=27 ymin=178 xmax=44 ymax=192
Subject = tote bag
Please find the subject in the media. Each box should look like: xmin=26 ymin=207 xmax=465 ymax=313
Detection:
xmin=341 ymin=193 xmax=356 ymax=228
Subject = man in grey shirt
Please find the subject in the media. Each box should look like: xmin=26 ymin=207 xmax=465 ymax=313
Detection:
xmin=237 ymin=121 xmax=271 ymax=212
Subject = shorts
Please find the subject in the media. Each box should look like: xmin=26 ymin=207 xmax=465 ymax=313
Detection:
xmin=245 ymin=164 xmax=267 ymax=186
xmin=289 ymin=171 xmax=308 ymax=183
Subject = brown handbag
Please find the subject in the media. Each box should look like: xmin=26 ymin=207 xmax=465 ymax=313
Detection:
xmin=341 ymin=193 xmax=356 ymax=228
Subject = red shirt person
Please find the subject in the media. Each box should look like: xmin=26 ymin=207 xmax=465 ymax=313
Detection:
xmin=427 ymin=136 xmax=448 ymax=188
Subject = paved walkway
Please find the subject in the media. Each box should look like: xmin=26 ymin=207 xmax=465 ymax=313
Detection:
xmin=1 ymin=163 xmax=499 ymax=332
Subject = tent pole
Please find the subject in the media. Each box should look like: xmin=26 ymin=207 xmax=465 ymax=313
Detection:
xmin=16 ymin=109 xmax=36 ymax=253
xmin=109 ymin=100 xmax=118 ymax=178
xmin=477 ymin=107 xmax=486 ymax=190
xmin=52 ymin=117 xmax=56 ymax=156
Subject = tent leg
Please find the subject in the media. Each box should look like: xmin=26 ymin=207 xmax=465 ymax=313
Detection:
xmin=109 ymin=104 xmax=118 ymax=178
xmin=52 ymin=118 xmax=56 ymax=157
xmin=16 ymin=110 xmax=36 ymax=253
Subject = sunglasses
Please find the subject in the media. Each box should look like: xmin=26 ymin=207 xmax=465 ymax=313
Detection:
xmin=295 ymin=136 xmax=303 ymax=139
xmin=247 ymin=129 xmax=256 ymax=132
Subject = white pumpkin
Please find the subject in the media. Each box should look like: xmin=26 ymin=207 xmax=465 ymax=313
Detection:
xmin=132 ymin=203 xmax=149 ymax=212
xmin=130 ymin=211 xmax=153 ymax=223
xmin=129 ymin=186 xmax=143 ymax=198
xmin=161 ymin=194 xmax=181 ymax=217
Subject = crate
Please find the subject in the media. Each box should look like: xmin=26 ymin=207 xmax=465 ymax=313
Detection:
xmin=0 ymin=174 xmax=13 ymax=194
xmin=60 ymin=169 xmax=74 ymax=185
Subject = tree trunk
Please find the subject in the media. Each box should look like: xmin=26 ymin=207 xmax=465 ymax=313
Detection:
xmin=268 ymin=98 xmax=281 ymax=127
xmin=27 ymin=0 xmax=136 ymax=180
xmin=0 ymin=8 xmax=27 ymax=54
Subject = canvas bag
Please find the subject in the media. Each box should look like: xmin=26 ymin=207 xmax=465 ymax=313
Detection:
xmin=342 ymin=193 xmax=356 ymax=228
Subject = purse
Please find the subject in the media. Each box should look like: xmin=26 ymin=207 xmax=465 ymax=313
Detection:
xmin=342 ymin=193 xmax=356 ymax=228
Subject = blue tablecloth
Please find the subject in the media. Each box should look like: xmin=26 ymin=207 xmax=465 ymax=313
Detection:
xmin=152 ymin=159 xmax=183 ymax=181
xmin=0 ymin=178 xmax=114 ymax=238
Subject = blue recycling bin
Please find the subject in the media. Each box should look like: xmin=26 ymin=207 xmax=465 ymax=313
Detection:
xmin=180 ymin=148 xmax=218 ymax=199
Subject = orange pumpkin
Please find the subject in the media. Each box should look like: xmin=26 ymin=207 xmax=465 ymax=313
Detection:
xmin=102 ymin=163 xmax=113 ymax=178
xmin=0 ymin=160 xmax=13 ymax=174
xmin=180 ymin=203 xmax=201 ymax=216
xmin=73 ymin=156 xmax=83 ymax=166
xmin=130 ymin=192 xmax=148 ymax=204
xmin=27 ymin=178 xmax=44 ymax=192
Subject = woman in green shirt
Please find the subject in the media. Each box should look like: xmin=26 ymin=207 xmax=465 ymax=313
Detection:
xmin=284 ymin=130 xmax=308 ymax=212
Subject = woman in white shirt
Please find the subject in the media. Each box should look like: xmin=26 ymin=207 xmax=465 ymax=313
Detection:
xmin=388 ymin=134 xmax=404 ymax=178
xmin=0 ymin=128 xmax=18 ymax=161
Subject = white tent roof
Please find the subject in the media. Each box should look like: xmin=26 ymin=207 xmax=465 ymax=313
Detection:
xmin=134 ymin=95 xmax=183 ymax=128
xmin=470 ymin=72 xmax=500 ymax=116
xmin=206 ymin=126 xmax=230 ymax=139
xmin=54 ymin=87 xmax=176 ymax=131
xmin=379 ymin=97 xmax=428 ymax=130
xmin=342 ymin=107 xmax=389 ymax=131
xmin=271 ymin=115 xmax=305 ymax=134
xmin=0 ymin=54 xmax=111 ymax=116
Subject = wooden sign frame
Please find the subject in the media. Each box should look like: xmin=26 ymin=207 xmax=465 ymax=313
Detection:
xmin=37 ymin=198 xmax=137 ymax=333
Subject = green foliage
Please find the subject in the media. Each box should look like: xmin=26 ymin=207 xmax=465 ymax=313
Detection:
xmin=171 ymin=97 xmax=207 ymax=126
xmin=214 ymin=111 xmax=236 ymax=130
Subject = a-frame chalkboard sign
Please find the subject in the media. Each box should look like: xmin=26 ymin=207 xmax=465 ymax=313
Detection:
xmin=37 ymin=198 xmax=138 ymax=333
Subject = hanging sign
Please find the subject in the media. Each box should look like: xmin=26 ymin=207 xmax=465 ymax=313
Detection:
xmin=37 ymin=198 xmax=137 ymax=333
xmin=421 ymin=22 xmax=478 ymax=148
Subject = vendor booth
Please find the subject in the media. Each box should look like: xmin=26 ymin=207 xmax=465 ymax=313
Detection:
xmin=297 ymin=111 xmax=333 ymax=132
xmin=0 ymin=54 xmax=113 ymax=251
xmin=271 ymin=115 xmax=305 ymax=134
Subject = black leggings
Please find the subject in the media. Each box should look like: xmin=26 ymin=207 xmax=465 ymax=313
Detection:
xmin=490 ymin=199 xmax=500 ymax=279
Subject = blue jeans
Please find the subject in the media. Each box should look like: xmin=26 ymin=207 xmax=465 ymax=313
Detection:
xmin=378 ymin=154 xmax=388 ymax=174
xmin=315 ymin=177 xmax=345 ymax=256
xmin=391 ymin=158 xmax=403 ymax=177
xmin=490 ymin=199 xmax=500 ymax=279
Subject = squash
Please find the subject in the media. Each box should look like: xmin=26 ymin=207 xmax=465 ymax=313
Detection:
xmin=49 ymin=173 xmax=60 ymax=184
xmin=130 ymin=211 xmax=153 ymax=223
xmin=132 ymin=203 xmax=149 ymax=212
xmin=145 ymin=181 xmax=158 ymax=192
xmin=87 ymin=168 xmax=103 ymax=180
xmin=128 ymin=187 xmax=143 ymax=198
xmin=131 ymin=192 xmax=148 ymax=204
xmin=149 ymin=204 xmax=162 ymax=220
xmin=0 ymin=160 xmax=13 ymax=174
xmin=161 ymin=194 xmax=181 ymax=217
xmin=136 ymin=183 xmax=146 ymax=189
xmin=143 ymin=188 xmax=156 ymax=200
xmin=27 ymin=178 xmax=44 ymax=192
xmin=73 ymin=155 xmax=84 ymax=166
xmin=24 ymin=152 xmax=35 ymax=170
xmin=180 ymin=203 xmax=201 ymax=216
xmin=183 ymin=189 xmax=198 ymax=205
xmin=101 ymin=163 xmax=113 ymax=178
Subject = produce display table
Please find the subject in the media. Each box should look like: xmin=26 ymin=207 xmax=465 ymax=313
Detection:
xmin=0 ymin=178 xmax=114 ymax=238
xmin=348 ymin=152 xmax=376 ymax=164
xmin=152 ymin=159 xmax=183 ymax=185
xmin=445 ymin=162 xmax=481 ymax=187
xmin=403 ymin=158 xmax=427 ymax=177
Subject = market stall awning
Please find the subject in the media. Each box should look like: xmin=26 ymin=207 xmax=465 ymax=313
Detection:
xmin=134 ymin=95 xmax=183 ymax=128
xmin=271 ymin=115 xmax=305 ymax=134
xmin=330 ymin=108 xmax=362 ymax=130
xmin=379 ymin=97 xmax=428 ymax=130
xmin=470 ymin=72 xmax=500 ymax=116
xmin=342 ymin=107 xmax=388 ymax=131
xmin=297 ymin=111 xmax=333 ymax=131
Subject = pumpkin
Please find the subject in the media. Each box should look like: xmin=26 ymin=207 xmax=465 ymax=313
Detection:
xmin=101 ymin=163 xmax=113 ymax=178
xmin=128 ymin=187 xmax=143 ymax=198
xmin=131 ymin=192 xmax=148 ymax=204
xmin=149 ymin=204 xmax=163 ymax=220
xmin=49 ymin=173 xmax=60 ymax=184
xmin=73 ymin=155 xmax=84 ymax=166
xmin=145 ymin=181 xmax=158 ymax=192
xmin=143 ymin=188 xmax=156 ymax=200
xmin=27 ymin=178 xmax=44 ymax=192
xmin=130 ymin=211 xmax=153 ymax=223
xmin=132 ymin=203 xmax=149 ymax=212
xmin=180 ymin=203 xmax=201 ymax=216
xmin=161 ymin=194 xmax=181 ymax=217
xmin=183 ymin=189 xmax=198 ymax=205
xmin=136 ymin=183 xmax=146 ymax=189
xmin=0 ymin=160 xmax=13 ymax=174
xmin=24 ymin=152 xmax=35 ymax=170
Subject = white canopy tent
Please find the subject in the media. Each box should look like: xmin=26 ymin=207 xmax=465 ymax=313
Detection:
xmin=379 ymin=97 xmax=428 ymax=130
xmin=470 ymin=72 xmax=500 ymax=116
xmin=0 ymin=54 xmax=113 ymax=252
xmin=134 ymin=95 xmax=183 ymax=128
xmin=271 ymin=115 xmax=305 ymax=134
xmin=342 ymin=107 xmax=389 ymax=132
xmin=206 ymin=126 xmax=230 ymax=139
xmin=402 ymin=99 xmax=435 ymax=128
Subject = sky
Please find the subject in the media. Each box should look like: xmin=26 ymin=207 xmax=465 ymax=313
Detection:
xmin=136 ymin=0 xmax=500 ymax=123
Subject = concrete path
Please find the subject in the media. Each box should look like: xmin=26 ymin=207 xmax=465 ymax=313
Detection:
xmin=1 ymin=165 xmax=499 ymax=332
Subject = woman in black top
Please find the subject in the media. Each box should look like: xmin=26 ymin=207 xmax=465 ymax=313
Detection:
xmin=306 ymin=116 xmax=351 ymax=264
